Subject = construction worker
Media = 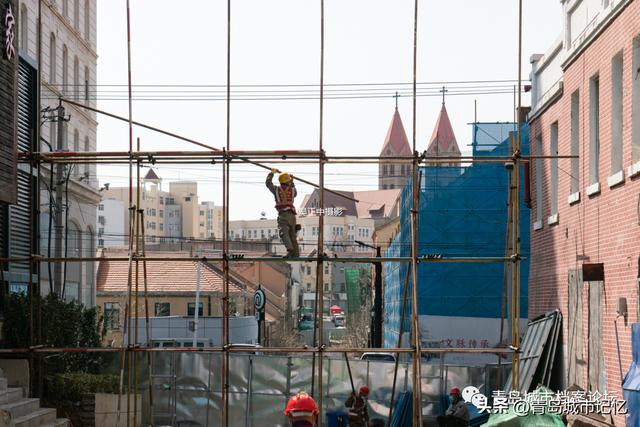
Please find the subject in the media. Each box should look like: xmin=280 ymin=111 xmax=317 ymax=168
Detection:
xmin=284 ymin=391 xmax=319 ymax=426
xmin=266 ymin=169 xmax=300 ymax=258
xmin=345 ymin=385 xmax=370 ymax=427
xmin=437 ymin=387 xmax=469 ymax=427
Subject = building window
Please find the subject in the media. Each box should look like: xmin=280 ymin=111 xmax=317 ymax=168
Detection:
xmin=199 ymin=210 xmax=204 ymax=216
xmin=382 ymin=164 xmax=387 ymax=175
xmin=611 ymin=52 xmax=624 ymax=177
xmin=98 ymin=204 xmax=104 ymax=211
xmin=73 ymin=130 xmax=80 ymax=177
xmin=84 ymin=0 xmax=91 ymax=41
xmin=154 ymin=302 xmax=170 ymax=317
xmin=62 ymin=45 xmax=68 ymax=95
xmin=104 ymin=303 xmax=120 ymax=330
xmin=187 ymin=303 xmax=203 ymax=316
xmin=159 ymin=223 xmax=164 ymax=231
xmin=49 ymin=33 xmax=56 ymax=84
xmin=633 ymin=36 xmax=640 ymax=165
xmin=159 ymin=210 xmax=163 ymax=218
xmin=20 ymin=4 xmax=27 ymax=51
xmin=570 ymin=90 xmax=580 ymax=195
xmin=535 ymin=136 xmax=543 ymax=228
xmin=84 ymin=136 xmax=90 ymax=178
xmin=84 ymin=66 xmax=90 ymax=104
xmin=73 ymin=0 xmax=80 ymax=29
xmin=185 ymin=197 xmax=191 ymax=202
xmin=589 ymin=75 xmax=600 ymax=187
xmin=150 ymin=208 xmax=156 ymax=217
xmin=324 ymin=283 xmax=329 ymax=292
xmin=73 ymin=56 xmax=80 ymax=100
xmin=549 ymin=122 xmax=558 ymax=221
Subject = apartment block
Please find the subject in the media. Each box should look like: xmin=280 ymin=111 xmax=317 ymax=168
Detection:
xmin=529 ymin=0 xmax=640 ymax=418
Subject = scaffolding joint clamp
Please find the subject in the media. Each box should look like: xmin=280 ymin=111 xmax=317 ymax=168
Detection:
xmin=510 ymin=253 xmax=521 ymax=262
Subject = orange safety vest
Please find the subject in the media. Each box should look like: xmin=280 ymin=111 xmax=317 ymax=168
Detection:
xmin=275 ymin=185 xmax=296 ymax=213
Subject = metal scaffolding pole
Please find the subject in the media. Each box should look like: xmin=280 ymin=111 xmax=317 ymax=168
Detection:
xmin=316 ymin=1 xmax=325 ymax=424
xmin=511 ymin=0 xmax=524 ymax=392
xmin=222 ymin=0 xmax=232 ymax=425
xmin=410 ymin=0 xmax=423 ymax=425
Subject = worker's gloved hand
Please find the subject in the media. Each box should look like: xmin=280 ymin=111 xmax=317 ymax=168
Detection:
xmin=271 ymin=168 xmax=277 ymax=174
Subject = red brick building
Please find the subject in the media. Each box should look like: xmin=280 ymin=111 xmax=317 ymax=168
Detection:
xmin=529 ymin=0 xmax=640 ymax=421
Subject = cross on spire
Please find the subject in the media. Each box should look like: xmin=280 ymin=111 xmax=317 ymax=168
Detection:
xmin=393 ymin=91 xmax=400 ymax=110
xmin=440 ymin=86 xmax=448 ymax=105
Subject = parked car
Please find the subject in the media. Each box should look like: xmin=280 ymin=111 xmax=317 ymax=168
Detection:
xmin=360 ymin=352 xmax=396 ymax=362
xmin=228 ymin=343 xmax=264 ymax=355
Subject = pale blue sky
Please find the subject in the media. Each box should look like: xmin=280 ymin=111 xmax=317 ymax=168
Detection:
xmin=96 ymin=1 xmax=562 ymax=220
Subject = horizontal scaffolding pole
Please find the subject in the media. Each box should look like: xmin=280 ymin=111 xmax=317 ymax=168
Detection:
xmin=0 ymin=346 xmax=516 ymax=354
xmin=58 ymin=98 xmax=359 ymax=203
xmin=18 ymin=151 xmax=578 ymax=164
xmin=0 ymin=255 xmax=522 ymax=263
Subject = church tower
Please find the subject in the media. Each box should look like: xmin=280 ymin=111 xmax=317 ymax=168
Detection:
xmin=425 ymin=98 xmax=461 ymax=167
xmin=378 ymin=108 xmax=412 ymax=189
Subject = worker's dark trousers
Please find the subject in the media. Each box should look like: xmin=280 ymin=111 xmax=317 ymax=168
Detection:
xmin=436 ymin=415 xmax=468 ymax=427
xmin=278 ymin=211 xmax=299 ymax=257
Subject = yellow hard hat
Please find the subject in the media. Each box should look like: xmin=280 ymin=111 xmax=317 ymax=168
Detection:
xmin=279 ymin=173 xmax=293 ymax=184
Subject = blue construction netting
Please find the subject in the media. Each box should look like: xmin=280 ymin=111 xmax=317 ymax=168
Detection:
xmin=383 ymin=122 xmax=530 ymax=348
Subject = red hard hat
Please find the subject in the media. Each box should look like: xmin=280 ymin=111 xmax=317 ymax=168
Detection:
xmin=359 ymin=386 xmax=370 ymax=396
xmin=450 ymin=387 xmax=461 ymax=395
xmin=284 ymin=392 xmax=319 ymax=417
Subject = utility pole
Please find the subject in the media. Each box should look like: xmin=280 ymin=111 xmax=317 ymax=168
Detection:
xmin=356 ymin=240 xmax=382 ymax=347
xmin=52 ymin=104 xmax=67 ymax=296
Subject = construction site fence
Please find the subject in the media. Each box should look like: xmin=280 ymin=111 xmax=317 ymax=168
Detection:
xmin=16 ymin=351 xmax=509 ymax=426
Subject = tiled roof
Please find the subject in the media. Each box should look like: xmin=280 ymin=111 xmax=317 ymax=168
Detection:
xmin=380 ymin=109 xmax=412 ymax=156
xmin=299 ymin=189 xmax=400 ymax=220
xmin=97 ymin=250 xmax=243 ymax=294
xmin=353 ymin=189 xmax=401 ymax=219
xmin=143 ymin=168 xmax=161 ymax=181
xmin=426 ymin=104 xmax=461 ymax=156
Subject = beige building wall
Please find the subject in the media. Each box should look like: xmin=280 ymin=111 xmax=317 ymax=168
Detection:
xmin=98 ymin=292 xmax=248 ymax=346
xmin=170 ymin=182 xmax=200 ymax=238
xmin=103 ymin=182 xmax=171 ymax=241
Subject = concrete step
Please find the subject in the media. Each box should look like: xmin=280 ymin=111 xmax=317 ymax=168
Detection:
xmin=39 ymin=418 xmax=69 ymax=427
xmin=0 ymin=398 xmax=40 ymax=420
xmin=10 ymin=407 xmax=56 ymax=427
xmin=0 ymin=389 xmax=22 ymax=405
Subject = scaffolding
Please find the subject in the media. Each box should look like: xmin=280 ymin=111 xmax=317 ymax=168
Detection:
xmin=0 ymin=0 xmax=538 ymax=426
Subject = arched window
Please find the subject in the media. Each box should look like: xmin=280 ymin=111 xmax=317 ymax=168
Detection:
xmin=73 ymin=130 xmax=79 ymax=176
xmin=73 ymin=0 xmax=79 ymax=29
xmin=85 ymin=226 xmax=95 ymax=306
xmin=73 ymin=56 xmax=79 ymax=100
xmin=66 ymin=222 xmax=82 ymax=301
xmin=20 ymin=4 xmax=27 ymax=51
xmin=84 ymin=136 xmax=90 ymax=179
xmin=84 ymin=66 xmax=90 ymax=104
xmin=84 ymin=0 xmax=90 ymax=41
xmin=62 ymin=45 xmax=68 ymax=95
xmin=63 ymin=122 xmax=68 ymax=150
xmin=49 ymin=33 xmax=56 ymax=84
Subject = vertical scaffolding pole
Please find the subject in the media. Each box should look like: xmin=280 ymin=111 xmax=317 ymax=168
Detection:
xmin=410 ymin=0 xmax=423 ymax=425
xmin=315 ymin=1 xmax=326 ymax=424
xmin=222 ymin=0 xmax=232 ymax=424
xmin=511 ymin=0 xmax=523 ymax=392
